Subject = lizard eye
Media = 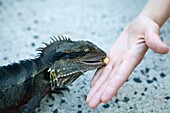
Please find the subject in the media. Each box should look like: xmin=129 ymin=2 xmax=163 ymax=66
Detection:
xmin=84 ymin=48 xmax=90 ymax=53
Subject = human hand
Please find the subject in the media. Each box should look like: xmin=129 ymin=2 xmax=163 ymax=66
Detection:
xmin=86 ymin=15 xmax=169 ymax=108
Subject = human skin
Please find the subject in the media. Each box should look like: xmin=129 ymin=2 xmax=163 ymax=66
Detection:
xmin=86 ymin=0 xmax=170 ymax=108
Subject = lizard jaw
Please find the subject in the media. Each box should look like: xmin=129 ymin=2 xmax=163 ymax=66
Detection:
xmin=80 ymin=60 xmax=105 ymax=66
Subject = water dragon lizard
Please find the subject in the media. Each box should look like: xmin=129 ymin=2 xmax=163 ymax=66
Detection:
xmin=0 ymin=36 xmax=106 ymax=113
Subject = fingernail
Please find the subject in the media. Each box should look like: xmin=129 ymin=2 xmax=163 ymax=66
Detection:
xmin=101 ymin=89 xmax=112 ymax=103
xmin=86 ymin=93 xmax=91 ymax=103
xmin=101 ymin=94 xmax=108 ymax=103
xmin=88 ymin=98 xmax=101 ymax=109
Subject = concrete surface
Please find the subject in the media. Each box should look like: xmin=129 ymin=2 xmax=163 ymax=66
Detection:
xmin=0 ymin=0 xmax=170 ymax=113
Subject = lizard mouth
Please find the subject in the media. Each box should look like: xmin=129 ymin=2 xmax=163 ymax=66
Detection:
xmin=81 ymin=60 xmax=105 ymax=66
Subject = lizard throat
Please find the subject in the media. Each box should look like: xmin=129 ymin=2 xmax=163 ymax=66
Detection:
xmin=48 ymin=68 xmax=82 ymax=89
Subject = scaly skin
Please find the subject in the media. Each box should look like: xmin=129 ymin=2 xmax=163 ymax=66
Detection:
xmin=0 ymin=36 xmax=106 ymax=113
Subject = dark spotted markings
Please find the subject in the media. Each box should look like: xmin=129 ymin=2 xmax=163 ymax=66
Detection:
xmin=160 ymin=72 xmax=166 ymax=78
xmin=31 ymin=42 xmax=35 ymax=47
xmin=60 ymin=99 xmax=65 ymax=105
xmin=53 ymin=109 xmax=58 ymax=113
xmin=115 ymin=98 xmax=119 ymax=103
xmin=133 ymin=77 xmax=142 ymax=83
xmin=48 ymin=104 xmax=53 ymax=107
xmin=0 ymin=1 xmax=3 ymax=6
xmin=3 ymin=57 xmax=7 ymax=60
xmin=146 ymin=77 xmax=157 ymax=84
xmin=33 ymin=35 xmax=39 ymax=39
xmin=146 ymin=79 xmax=153 ymax=84
xmin=77 ymin=110 xmax=82 ymax=113
xmin=122 ymin=96 xmax=130 ymax=103
xmin=77 ymin=104 xmax=81 ymax=108
xmin=103 ymin=103 xmax=110 ymax=108
xmin=164 ymin=96 xmax=170 ymax=100
xmin=145 ymin=67 xmax=150 ymax=73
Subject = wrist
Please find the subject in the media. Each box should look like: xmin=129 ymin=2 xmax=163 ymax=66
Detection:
xmin=139 ymin=11 xmax=169 ymax=28
xmin=139 ymin=0 xmax=170 ymax=27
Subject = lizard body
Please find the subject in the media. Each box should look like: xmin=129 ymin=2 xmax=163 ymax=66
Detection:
xmin=0 ymin=36 xmax=106 ymax=113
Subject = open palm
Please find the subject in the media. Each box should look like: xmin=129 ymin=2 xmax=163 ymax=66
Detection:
xmin=86 ymin=16 xmax=169 ymax=108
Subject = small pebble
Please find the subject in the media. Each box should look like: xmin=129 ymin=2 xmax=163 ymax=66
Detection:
xmin=27 ymin=27 xmax=31 ymax=31
xmin=33 ymin=35 xmax=39 ymax=39
xmin=145 ymin=67 xmax=150 ymax=73
xmin=133 ymin=77 xmax=142 ymax=83
xmin=3 ymin=57 xmax=7 ymax=60
xmin=160 ymin=72 xmax=166 ymax=78
xmin=164 ymin=96 xmax=170 ymax=100
xmin=34 ymin=19 xmax=39 ymax=24
xmin=141 ymin=93 xmax=145 ymax=96
xmin=129 ymin=107 xmax=133 ymax=109
xmin=153 ymin=77 xmax=157 ymax=81
xmin=31 ymin=42 xmax=35 ymax=47
xmin=77 ymin=110 xmax=82 ymax=113
xmin=103 ymin=103 xmax=110 ymax=108
xmin=115 ymin=98 xmax=119 ymax=103
xmin=78 ymin=105 xmax=81 ymax=108
xmin=140 ymin=69 xmax=145 ymax=75
xmin=48 ymin=104 xmax=54 ymax=107
xmin=60 ymin=99 xmax=65 ymax=104
xmin=146 ymin=79 xmax=153 ymax=84
xmin=123 ymin=96 xmax=130 ymax=103
xmin=0 ymin=1 xmax=3 ymax=6
xmin=144 ymin=87 xmax=148 ymax=92
xmin=53 ymin=109 xmax=58 ymax=113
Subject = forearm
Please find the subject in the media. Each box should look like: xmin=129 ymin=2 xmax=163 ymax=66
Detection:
xmin=139 ymin=0 xmax=170 ymax=27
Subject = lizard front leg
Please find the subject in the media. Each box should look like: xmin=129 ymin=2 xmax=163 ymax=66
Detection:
xmin=20 ymin=72 xmax=51 ymax=113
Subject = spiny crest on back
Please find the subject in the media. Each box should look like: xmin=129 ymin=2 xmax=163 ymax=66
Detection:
xmin=35 ymin=36 xmax=72 ymax=57
xmin=49 ymin=35 xmax=71 ymax=44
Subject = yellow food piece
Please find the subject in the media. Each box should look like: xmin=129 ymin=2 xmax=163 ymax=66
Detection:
xmin=103 ymin=57 xmax=109 ymax=64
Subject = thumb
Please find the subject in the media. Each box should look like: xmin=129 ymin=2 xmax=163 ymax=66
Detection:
xmin=145 ymin=29 xmax=169 ymax=54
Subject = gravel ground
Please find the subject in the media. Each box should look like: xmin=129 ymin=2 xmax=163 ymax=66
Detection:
xmin=0 ymin=0 xmax=170 ymax=113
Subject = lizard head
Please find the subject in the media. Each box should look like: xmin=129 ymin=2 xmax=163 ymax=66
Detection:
xmin=38 ymin=36 xmax=106 ymax=88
